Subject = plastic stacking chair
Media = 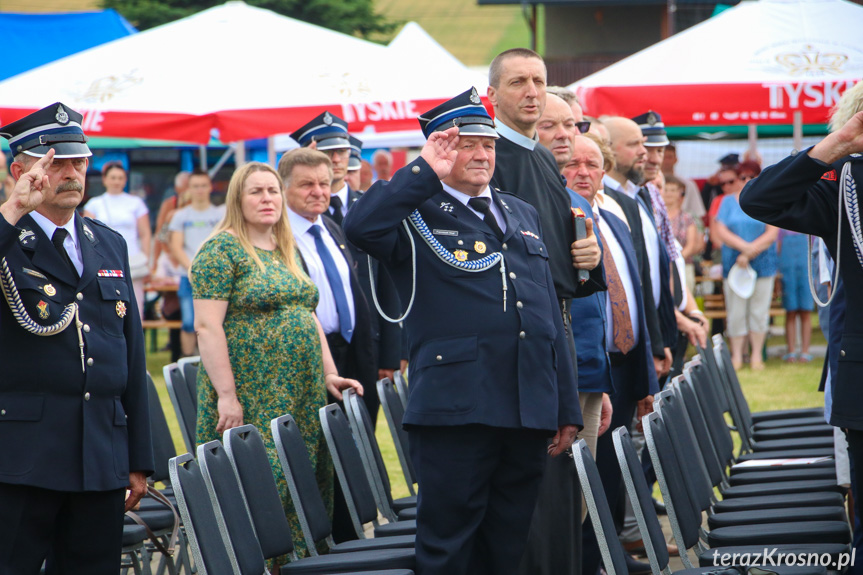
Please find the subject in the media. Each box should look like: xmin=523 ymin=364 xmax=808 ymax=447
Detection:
xmin=177 ymin=355 xmax=200 ymax=410
xmin=269 ymin=417 xmax=415 ymax=555
xmin=642 ymin=410 xmax=851 ymax=570
xmin=196 ymin=440 xmax=416 ymax=574
xmin=393 ymin=370 xmax=408 ymax=410
xmin=344 ymin=389 xmax=416 ymax=521
xmin=163 ymin=363 xmax=197 ymax=454
xmin=612 ymin=426 xmax=831 ymax=575
xmin=320 ymin=404 xmax=417 ymax=539
xmin=376 ymin=378 xmax=416 ymax=495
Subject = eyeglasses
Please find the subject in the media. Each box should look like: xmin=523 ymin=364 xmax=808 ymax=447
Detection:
xmin=719 ymin=179 xmax=738 ymax=187
xmin=575 ymin=121 xmax=591 ymax=134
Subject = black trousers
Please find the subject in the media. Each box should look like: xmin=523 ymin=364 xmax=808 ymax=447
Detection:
xmin=845 ymin=429 xmax=863 ymax=575
xmin=409 ymin=424 xmax=548 ymax=575
xmin=0 ymin=482 xmax=126 ymax=575
xmin=581 ymin=356 xmax=642 ymax=575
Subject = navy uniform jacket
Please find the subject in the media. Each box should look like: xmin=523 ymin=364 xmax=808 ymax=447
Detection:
xmin=601 ymin=209 xmax=661 ymax=401
xmin=344 ymin=158 xmax=582 ymax=432
xmin=740 ymin=151 xmax=863 ymax=430
xmin=0 ymin=213 xmax=153 ymax=492
xmin=347 ymin=188 xmax=403 ymax=370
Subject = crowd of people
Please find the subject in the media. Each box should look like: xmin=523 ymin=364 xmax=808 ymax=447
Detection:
xmin=1 ymin=48 xmax=860 ymax=575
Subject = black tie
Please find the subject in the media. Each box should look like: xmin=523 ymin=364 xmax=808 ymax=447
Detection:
xmin=329 ymin=195 xmax=344 ymax=226
xmin=467 ymin=197 xmax=504 ymax=240
xmin=51 ymin=228 xmax=78 ymax=277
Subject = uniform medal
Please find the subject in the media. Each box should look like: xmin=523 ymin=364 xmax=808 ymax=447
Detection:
xmin=474 ymin=241 xmax=486 ymax=254
xmin=43 ymin=284 xmax=56 ymax=296
xmin=116 ymin=301 xmax=127 ymax=318
xmin=37 ymin=300 xmax=49 ymax=319
xmin=454 ymin=249 xmax=468 ymax=262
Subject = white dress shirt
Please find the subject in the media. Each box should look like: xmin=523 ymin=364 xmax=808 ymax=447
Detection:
xmin=494 ymin=118 xmax=538 ymax=151
xmin=440 ymin=183 xmax=507 ymax=235
xmin=594 ymin=206 xmax=640 ymax=352
xmin=30 ymin=211 xmax=84 ymax=276
xmin=288 ymin=209 xmax=356 ymax=336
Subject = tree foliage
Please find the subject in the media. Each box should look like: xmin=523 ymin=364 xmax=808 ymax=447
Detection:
xmin=103 ymin=0 xmax=396 ymax=38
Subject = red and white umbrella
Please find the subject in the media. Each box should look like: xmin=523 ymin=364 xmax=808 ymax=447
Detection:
xmin=0 ymin=2 xmax=487 ymax=144
xmin=569 ymin=0 xmax=863 ymax=127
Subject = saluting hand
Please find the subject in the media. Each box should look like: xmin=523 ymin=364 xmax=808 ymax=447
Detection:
xmin=571 ymin=217 xmax=601 ymax=270
xmin=420 ymin=126 xmax=460 ymax=181
xmin=810 ymin=111 xmax=863 ymax=164
xmin=0 ymin=148 xmax=54 ymax=226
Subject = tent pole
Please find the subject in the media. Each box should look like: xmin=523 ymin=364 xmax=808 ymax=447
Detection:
xmin=209 ymin=146 xmax=235 ymax=179
xmin=198 ymin=146 xmax=207 ymax=170
xmin=267 ymin=136 xmax=276 ymax=167
xmin=793 ymin=111 xmax=803 ymax=151
xmin=235 ymin=141 xmax=246 ymax=167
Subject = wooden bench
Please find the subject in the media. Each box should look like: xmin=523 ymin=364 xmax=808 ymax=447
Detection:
xmin=142 ymin=319 xmax=182 ymax=331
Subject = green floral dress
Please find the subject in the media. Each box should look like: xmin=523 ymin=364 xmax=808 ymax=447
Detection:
xmin=191 ymin=231 xmax=332 ymax=559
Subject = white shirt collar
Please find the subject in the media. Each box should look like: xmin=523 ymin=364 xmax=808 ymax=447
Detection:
xmin=440 ymin=182 xmax=493 ymax=207
xmin=29 ymin=211 xmax=78 ymax=246
xmin=287 ymin=208 xmax=323 ymax=237
xmin=494 ymin=118 xmax=537 ymax=151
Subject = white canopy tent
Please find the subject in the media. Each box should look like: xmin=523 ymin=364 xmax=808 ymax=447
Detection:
xmin=0 ymin=2 xmax=487 ymax=146
xmin=569 ymin=0 xmax=863 ymax=128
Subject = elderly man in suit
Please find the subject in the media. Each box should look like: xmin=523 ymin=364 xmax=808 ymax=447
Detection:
xmin=0 ymin=103 xmax=153 ymax=574
xmin=344 ymin=87 xmax=581 ymax=575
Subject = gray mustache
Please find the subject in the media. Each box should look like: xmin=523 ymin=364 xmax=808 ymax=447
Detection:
xmin=56 ymin=182 xmax=83 ymax=193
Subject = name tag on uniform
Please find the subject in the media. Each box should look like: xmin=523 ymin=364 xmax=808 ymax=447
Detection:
xmin=433 ymin=229 xmax=458 ymax=237
xmin=98 ymin=269 xmax=124 ymax=278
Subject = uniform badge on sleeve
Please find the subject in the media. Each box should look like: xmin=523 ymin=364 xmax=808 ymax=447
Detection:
xmin=116 ymin=301 xmax=127 ymax=318
xmin=454 ymin=249 xmax=468 ymax=262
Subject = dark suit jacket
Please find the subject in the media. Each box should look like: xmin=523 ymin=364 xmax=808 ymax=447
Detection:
xmin=604 ymin=188 xmax=666 ymax=358
xmin=601 ymin=209 xmax=660 ymax=400
xmin=740 ymin=151 xmax=863 ymax=429
xmin=0 ymin=213 xmax=153 ymax=491
xmin=344 ymin=157 xmax=582 ymax=431
xmin=317 ymin=217 xmax=377 ymax=394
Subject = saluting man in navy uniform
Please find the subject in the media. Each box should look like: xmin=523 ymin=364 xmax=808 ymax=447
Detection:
xmin=344 ymin=88 xmax=582 ymax=575
xmin=0 ymin=103 xmax=153 ymax=574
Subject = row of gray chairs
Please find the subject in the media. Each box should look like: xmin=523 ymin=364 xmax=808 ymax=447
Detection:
xmin=169 ymin=405 xmax=418 ymax=574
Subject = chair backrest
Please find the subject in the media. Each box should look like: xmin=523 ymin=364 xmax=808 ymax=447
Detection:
xmin=223 ymin=424 xmax=295 ymax=562
xmin=271 ymin=415 xmax=333 ymax=556
xmin=377 ymin=378 xmax=416 ymax=495
xmin=393 ymin=370 xmax=409 ymax=409
xmin=678 ymin=365 xmax=727 ymax=488
xmin=147 ymin=373 xmax=177 ymax=484
xmin=169 ymin=453 xmax=235 ymax=575
xmin=687 ymin=359 xmax=735 ymax=469
xmin=656 ymin=384 xmax=714 ymax=512
xmin=695 ymin=343 xmax=729 ymax=414
xmin=178 ymin=356 xmax=200 ymax=414
xmin=163 ymin=362 xmax=197 ymax=454
xmin=197 ymin=440 xmax=268 ymax=575
xmin=572 ymin=439 xmax=629 ymax=575
xmin=319 ymin=403 xmax=383 ymax=538
xmin=714 ymin=338 xmax=755 ymax=431
xmin=613 ymin=427 xmax=670 ymax=575
xmin=710 ymin=341 xmax=754 ymax=453
xmin=643 ymin=412 xmax=701 ymax=566
xmin=344 ymin=388 xmax=397 ymax=521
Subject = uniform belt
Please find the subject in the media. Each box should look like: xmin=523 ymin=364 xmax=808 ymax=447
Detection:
xmin=608 ymin=351 xmax=628 ymax=367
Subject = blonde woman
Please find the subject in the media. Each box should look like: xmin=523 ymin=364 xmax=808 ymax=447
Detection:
xmin=190 ymin=162 xmax=360 ymax=559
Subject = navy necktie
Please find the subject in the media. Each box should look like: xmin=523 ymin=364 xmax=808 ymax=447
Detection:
xmin=329 ymin=195 xmax=345 ymax=226
xmin=467 ymin=197 xmax=504 ymax=239
xmin=308 ymin=225 xmax=352 ymax=342
xmin=51 ymin=228 xmax=78 ymax=278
